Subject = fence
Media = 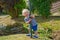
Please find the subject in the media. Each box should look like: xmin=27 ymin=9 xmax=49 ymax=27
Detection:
xmin=51 ymin=1 xmax=60 ymax=13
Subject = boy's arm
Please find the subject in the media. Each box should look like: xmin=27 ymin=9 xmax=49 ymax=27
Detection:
xmin=26 ymin=19 xmax=32 ymax=24
xmin=26 ymin=15 xmax=35 ymax=24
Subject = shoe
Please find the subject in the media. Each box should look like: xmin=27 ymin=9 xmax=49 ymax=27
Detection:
xmin=33 ymin=35 xmax=38 ymax=38
xmin=26 ymin=34 xmax=31 ymax=36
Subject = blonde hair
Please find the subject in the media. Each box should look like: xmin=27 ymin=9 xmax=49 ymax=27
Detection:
xmin=22 ymin=9 xmax=30 ymax=14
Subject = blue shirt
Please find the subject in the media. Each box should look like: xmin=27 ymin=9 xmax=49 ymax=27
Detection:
xmin=24 ymin=16 xmax=37 ymax=26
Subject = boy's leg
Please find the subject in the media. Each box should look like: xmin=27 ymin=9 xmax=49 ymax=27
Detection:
xmin=28 ymin=28 xmax=31 ymax=34
xmin=26 ymin=27 xmax=31 ymax=36
xmin=33 ymin=30 xmax=38 ymax=38
xmin=34 ymin=31 xmax=38 ymax=36
xmin=32 ymin=25 xmax=38 ymax=38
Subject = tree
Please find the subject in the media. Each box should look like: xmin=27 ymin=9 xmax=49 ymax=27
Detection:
xmin=30 ymin=0 xmax=52 ymax=18
xmin=14 ymin=0 xmax=26 ymax=16
xmin=3 ymin=0 xmax=26 ymax=18
xmin=4 ymin=0 xmax=18 ymax=18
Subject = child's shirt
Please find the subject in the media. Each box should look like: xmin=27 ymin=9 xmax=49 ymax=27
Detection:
xmin=24 ymin=16 xmax=37 ymax=26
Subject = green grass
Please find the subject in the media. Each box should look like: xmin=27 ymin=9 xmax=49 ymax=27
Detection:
xmin=39 ymin=19 xmax=60 ymax=31
xmin=0 ymin=34 xmax=52 ymax=40
xmin=0 ymin=34 xmax=27 ymax=40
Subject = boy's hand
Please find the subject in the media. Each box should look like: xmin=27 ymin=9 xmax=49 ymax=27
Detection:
xmin=30 ymin=15 xmax=35 ymax=19
xmin=26 ymin=19 xmax=32 ymax=24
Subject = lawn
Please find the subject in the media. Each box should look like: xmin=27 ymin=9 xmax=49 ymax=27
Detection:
xmin=0 ymin=34 xmax=52 ymax=40
xmin=0 ymin=34 xmax=40 ymax=40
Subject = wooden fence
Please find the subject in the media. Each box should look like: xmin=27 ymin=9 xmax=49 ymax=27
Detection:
xmin=51 ymin=1 xmax=60 ymax=13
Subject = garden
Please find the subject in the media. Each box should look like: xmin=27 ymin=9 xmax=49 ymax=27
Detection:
xmin=0 ymin=0 xmax=60 ymax=40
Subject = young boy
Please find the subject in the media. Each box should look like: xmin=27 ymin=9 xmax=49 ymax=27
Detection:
xmin=22 ymin=9 xmax=38 ymax=38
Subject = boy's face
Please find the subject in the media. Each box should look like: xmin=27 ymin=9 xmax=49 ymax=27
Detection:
xmin=22 ymin=12 xmax=29 ymax=17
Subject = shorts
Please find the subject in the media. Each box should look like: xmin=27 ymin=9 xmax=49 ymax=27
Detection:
xmin=28 ymin=25 xmax=37 ymax=31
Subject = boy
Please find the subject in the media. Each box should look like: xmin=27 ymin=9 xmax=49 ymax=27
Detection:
xmin=22 ymin=9 xmax=38 ymax=38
